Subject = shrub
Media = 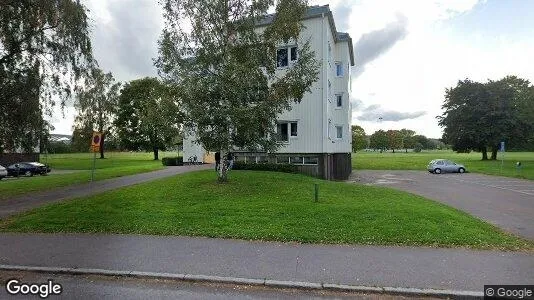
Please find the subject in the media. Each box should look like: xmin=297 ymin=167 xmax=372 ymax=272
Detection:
xmin=232 ymin=161 xmax=297 ymax=173
xmin=162 ymin=156 xmax=183 ymax=166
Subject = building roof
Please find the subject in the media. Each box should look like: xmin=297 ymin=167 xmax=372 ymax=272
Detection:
xmin=257 ymin=5 xmax=355 ymax=66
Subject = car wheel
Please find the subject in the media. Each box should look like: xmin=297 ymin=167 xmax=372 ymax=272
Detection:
xmin=434 ymin=168 xmax=442 ymax=174
xmin=458 ymin=168 xmax=465 ymax=173
xmin=24 ymin=171 xmax=33 ymax=177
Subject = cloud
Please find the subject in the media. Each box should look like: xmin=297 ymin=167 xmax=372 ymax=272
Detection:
xmin=88 ymin=0 xmax=163 ymax=82
xmin=332 ymin=2 xmax=353 ymax=32
xmin=353 ymin=13 xmax=408 ymax=77
xmin=354 ymin=102 xmax=426 ymax=122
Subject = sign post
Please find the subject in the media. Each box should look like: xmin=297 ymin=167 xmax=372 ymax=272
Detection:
xmin=90 ymin=132 xmax=102 ymax=182
xmin=499 ymin=141 xmax=505 ymax=173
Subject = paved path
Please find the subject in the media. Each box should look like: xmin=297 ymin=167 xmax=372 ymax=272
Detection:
xmin=0 ymin=164 xmax=212 ymax=218
xmin=349 ymin=170 xmax=534 ymax=240
xmin=0 ymin=233 xmax=532 ymax=292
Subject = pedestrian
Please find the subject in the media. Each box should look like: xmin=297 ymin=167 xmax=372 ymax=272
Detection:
xmin=227 ymin=152 xmax=234 ymax=170
xmin=215 ymin=151 xmax=221 ymax=171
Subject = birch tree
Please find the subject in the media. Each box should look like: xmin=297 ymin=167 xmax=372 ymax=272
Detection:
xmin=156 ymin=0 xmax=320 ymax=182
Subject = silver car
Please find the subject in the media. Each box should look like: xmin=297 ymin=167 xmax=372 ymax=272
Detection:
xmin=427 ymin=159 xmax=466 ymax=174
xmin=0 ymin=165 xmax=7 ymax=180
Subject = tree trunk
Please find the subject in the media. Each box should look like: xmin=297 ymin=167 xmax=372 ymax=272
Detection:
xmin=481 ymin=147 xmax=488 ymax=160
xmin=99 ymin=133 xmax=105 ymax=159
xmin=392 ymin=148 xmax=395 ymax=153
xmin=153 ymin=146 xmax=159 ymax=160
xmin=217 ymin=150 xmax=228 ymax=182
xmin=490 ymin=146 xmax=498 ymax=160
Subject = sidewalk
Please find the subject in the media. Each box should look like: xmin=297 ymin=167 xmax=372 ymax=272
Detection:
xmin=0 ymin=233 xmax=532 ymax=293
xmin=0 ymin=164 xmax=212 ymax=218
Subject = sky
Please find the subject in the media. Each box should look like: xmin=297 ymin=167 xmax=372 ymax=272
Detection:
xmin=50 ymin=0 xmax=534 ymax=139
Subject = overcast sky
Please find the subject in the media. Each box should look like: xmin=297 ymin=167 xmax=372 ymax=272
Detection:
xmin=50 ymin=0 xmax=534 ymax=139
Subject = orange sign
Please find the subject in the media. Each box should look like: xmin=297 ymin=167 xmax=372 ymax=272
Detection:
xmin=91 ymin=132 xmax=102 ymax=152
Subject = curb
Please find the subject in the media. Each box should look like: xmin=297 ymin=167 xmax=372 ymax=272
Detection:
xmin=0 ymin=264 xmax=483 ymax=298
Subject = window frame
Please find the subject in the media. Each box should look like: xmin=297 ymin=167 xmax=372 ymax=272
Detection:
xmin=335 ymin=94 xmax=343 ymax=108
xmin=277 ymin=45 xmax=298 ymax=69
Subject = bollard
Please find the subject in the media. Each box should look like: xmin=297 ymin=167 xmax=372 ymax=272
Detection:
xmin=314 ymin=183 xmax=319 ymax=202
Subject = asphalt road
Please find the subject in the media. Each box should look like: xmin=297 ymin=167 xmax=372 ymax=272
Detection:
xmin=349 ymin=170 xmax=534 ymax=240
xmin=0 ymin=233 xmax=532 ymax=292
xmin=0 ymin=164 xmax=212 ymax=219
xmin=0 ymin=271 xmax=431 ymax=300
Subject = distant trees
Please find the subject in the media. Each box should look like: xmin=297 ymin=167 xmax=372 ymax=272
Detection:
xmin=369 ymin=130 xmax=388 ymax=152
xmin=115 ymin=78 xmax=182 ymax=160
xmin=351 ymin=125 xmax=368 ymax=152
xmin=73 ymin=68 xmax=121 ymax=158
xmin=386 ymin=130 xmax=403 ymax=153
xmin=439 ymin=76 xmax=534 ymax=160
xmin=365 ymin=129 xmax=440 ymax=153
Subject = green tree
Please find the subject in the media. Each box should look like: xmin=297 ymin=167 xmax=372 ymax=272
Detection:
xmin=399 ymin=128 xmax=416 ymax=152
xmin=115 ymin=77 xmax=182 ymax=160
xmin=351 ymin=125 xmax=367 ymax=152
xmin=156 ymin=0 xmax=320 ymax=182
xmin=439 ymin=76 xmax=534 ymax=160
xmin=386 ymin=130 xmax=403 ymax=153
xmin=73 ymin=68 xmax=121 ymax=159
xmin=369 ymin=130 xmax=388 ymax=152
xmin=71 ymin=122 xmax=93 ymax=153
xmin=0 ymin=0 xmax=94 ymax=152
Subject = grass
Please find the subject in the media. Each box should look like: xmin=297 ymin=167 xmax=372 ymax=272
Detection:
xmin=352 ymin=150 xmax=534 ymax=180
xmin=0 ymin=152 xmax=179 ymax=200
xmin=1 ymin=170 xmax=531 ymax=250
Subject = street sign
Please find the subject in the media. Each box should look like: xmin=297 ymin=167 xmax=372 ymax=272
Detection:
xmin=91 ymin=132 xmax=102 ymax=153
xmin=500 ymin=141 xmax=505 ymax=152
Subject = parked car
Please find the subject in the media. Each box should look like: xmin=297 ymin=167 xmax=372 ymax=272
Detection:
xmin=6 ymin=162 xmax=51 ymax=177
xmin=427 ymin=159 xmax=466 ymax=174
xmin=0 ymin=165 xmax=7 ymax=180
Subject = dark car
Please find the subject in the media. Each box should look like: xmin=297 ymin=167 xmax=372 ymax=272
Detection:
xmin=7 ymin=162 xmax=51 ymax=177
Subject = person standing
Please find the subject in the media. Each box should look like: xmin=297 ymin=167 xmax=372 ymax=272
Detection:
xmin=215 ymin=152 xmax=221 ymax=171
xmin=227 ymin=152 xmax=234 ymax=169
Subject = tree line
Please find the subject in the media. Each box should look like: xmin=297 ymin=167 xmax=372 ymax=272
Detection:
xmin=351 ymin=126 xmax=445 ymax=153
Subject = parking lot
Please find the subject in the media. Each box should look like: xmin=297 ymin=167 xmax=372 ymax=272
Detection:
xmin=349 ymin=170 xmax=534 ymax=240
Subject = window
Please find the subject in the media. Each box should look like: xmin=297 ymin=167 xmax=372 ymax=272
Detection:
xmin=277 ymin=121 xmax=297 ymax=141
xmin=336 ymin=126 xmax=343 ymax=139
xmin=304 ymin=156 xmax=319 ymax=165
xmin=290 ymin=46 xmax=298 ymax=61
xmin=290 ymin=122 xmax=298 ymax=136
xmin=290 ymin=156 xmax=304 ymax=164
xmin=257 ymin=156 xmax=268 ymax=163
xmin=335 ymin=62 xmax=343 ymax=76
xmin=276 ymin=122 xmax=288 ymax=141
xmin=276 ymin=156 xmax=290 ymax=164
xmin=276 ymin=48 xmax=288 ymax=67
xmin=336 ymin=94 xmax=342 ymax=107
xmin=277 ymin=46 xmax=298 ymax=68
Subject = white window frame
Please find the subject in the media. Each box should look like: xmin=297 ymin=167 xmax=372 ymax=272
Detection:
xmin=276 ymin=45 xmax=298 ymax=69
xmin=335 ymin=61 xmax=343 ymax=77
xmin=276 ymin=121 xmax=298 ymax=143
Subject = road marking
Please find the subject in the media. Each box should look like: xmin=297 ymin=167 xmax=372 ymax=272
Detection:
xmin=447 ymin=177 xmax=534 ymax=196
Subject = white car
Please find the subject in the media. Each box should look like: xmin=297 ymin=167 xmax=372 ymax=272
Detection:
xmin=0 ymin=165 xmax=7 ymax=180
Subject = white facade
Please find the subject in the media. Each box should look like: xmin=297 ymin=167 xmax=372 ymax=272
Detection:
xmin=184 ymin=5 xmax=354 ymax=161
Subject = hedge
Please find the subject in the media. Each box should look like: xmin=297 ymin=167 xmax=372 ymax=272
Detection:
xmin=162 ymin=156 xmax=184 ymax=166
xmin=232 ymin=161 xmax=297 ymax=173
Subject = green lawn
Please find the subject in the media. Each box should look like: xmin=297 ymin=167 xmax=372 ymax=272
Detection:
xmin=1 ymin=170 xmax=531 ymax=250
xmin=352 ymin=150 xmax=534 ymax=180
xmin=0 ymin=152 xmax=179 ymax=200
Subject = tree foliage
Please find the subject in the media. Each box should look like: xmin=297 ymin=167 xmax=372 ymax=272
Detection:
xmin=73 ymin=68 xmax=120 ymax=158
xmin=386 ymin=130 xmax=403 ymax=152
xmin=0 ymin=0 xmax=94 ymax=152
xmin=369 ymin=130 xmax=388 ymax=151
xmin=115 ymin=77 xmax=182 ymax=160
xmin=439 ymin=76 xmax=534 ymax=160
xmin=351 ymin=125 xmax=367 ymax=152
xmin=156 ymin=0 xmax=320 ymax=181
